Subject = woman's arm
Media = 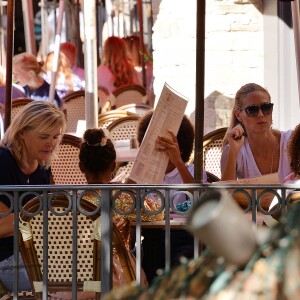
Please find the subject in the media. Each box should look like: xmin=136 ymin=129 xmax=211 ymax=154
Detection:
xmin=221 ymin=126 xmax=245 ymax=181
xmin=0 ymin=202 xmax=14 ymax=238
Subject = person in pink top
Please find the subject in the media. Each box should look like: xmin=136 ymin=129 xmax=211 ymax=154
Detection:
xmin=60 ymin=41 xmax=85 ymax=83
xmin=97 ymin=36 xmax=141 ymax=95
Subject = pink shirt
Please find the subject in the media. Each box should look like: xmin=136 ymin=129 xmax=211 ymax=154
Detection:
xmin=97 ymin=65 xmax=141 ymax=94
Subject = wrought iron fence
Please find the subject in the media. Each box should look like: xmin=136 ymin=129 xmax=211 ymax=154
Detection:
xmin=0 ymin=182 xmax=299 ymax=299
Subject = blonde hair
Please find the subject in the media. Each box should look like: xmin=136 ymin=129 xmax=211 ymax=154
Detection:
xmin=101 ymin=36 xmax=136 ymax=88
xmin=44 ymin=51 xmax=76 ymax=92
xmin=13 ymin=52 xmax=44 ymax=76
xmin=0 ymin=101 xmax=66 ymax=169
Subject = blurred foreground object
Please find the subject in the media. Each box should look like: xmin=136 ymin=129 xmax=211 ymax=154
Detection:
xmin=103 ymin=192 xmax=300 ymax=300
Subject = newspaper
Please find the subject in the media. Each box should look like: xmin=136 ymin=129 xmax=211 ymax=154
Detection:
xmin=129 ymin=83 xmax=188 ymax=183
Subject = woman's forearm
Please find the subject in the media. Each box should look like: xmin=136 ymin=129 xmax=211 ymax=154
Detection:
xmin=0 ymin=213 xmax=14 ymax=238
xmin=221 ymin=150 xmax=238 ymax=181
xmin=175 ymin=160 xmax=194 ymax=184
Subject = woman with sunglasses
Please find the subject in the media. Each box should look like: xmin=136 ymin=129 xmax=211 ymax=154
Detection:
xmin=221 ymin=83 xmax=292 ymax=182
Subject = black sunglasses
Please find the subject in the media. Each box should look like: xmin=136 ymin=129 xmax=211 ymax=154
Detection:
xmin=242 ymin=102 xmax=274 ymax=117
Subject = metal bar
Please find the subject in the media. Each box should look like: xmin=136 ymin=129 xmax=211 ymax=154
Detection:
xmin=4 ymin=0 xmax=14 ymax=131
xmin=12 ymin=191 xmax=19 ymax=300
xmin=83 ymin=0 xmax=98 ymax=129
xmin=135 ymin=190 xmax=142 ymax=285
xmin=194 ymin=0 xmax=206 ymax=183
xmin=101 ymin=189 xmax=113 ymax=295
xmin=49 ymin=0 xmax=65 ymax=103
xmin=21 ymin=0 xmax=36 ymax=54
xmin=40 ymin=0 xmax=49 ymax=58
xmin=164 ymin=190 xmax=171 ymax=272
xmin=137 ymin=0 xmax=146 ymax=89
xmin=42 ymin=192 xmax=49 ymax=300
xmin=291 ymin=0 xmax=300 ymax=105
xmin=72 ymin=192 xmax=78 ymax=300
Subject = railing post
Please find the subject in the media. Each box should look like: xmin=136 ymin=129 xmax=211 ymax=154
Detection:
xmin=101 ymin=189 xmax=113 ymax=295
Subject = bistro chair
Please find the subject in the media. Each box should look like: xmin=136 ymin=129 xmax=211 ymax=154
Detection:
xmin=98 ymin=86 xmax=110 ymax=113
xmin=98 ymin=109 xmax=137 ymax=129
xmin=206 ymin=171 xmax=220 ymax=183
xmin=11 ymin=98 xmax=34 ymax=121
xmin=19 ymin=193 xmax=136 ymax=299
xmin=62 ymin=90 xmax=85 ymax=133
xmin=51 ymin=133 xmax=86 ymax=185
xmin=110 ymin=84 xmax=148 ymax=109
xmin=107 ymin=115 xmax=140 ymax=143
xmin=203 ymin=127 xmax=228 ymax=179
xmin=117 ymin=103 xmax=151 ymax=116
xmin=107 ymin=115 xmax=140 ymax=182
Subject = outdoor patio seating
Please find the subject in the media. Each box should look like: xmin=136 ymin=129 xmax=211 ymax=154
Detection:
xmin=62 ymin=90 xmax=85 ymax=133
xmin=51 ymin=133 xmax=86 ymax=185
xmin=19 ymin=193 xmax=136 ymax=299
xmin=110 ymin=84 xmax=148 ymax=109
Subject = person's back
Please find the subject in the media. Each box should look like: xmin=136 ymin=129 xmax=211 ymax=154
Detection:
xmin=97 ymin=36 xmax=141 ymax=94
xmin=60 ymin=41 xmax=85 ymax=83
xmin=43 ymin=51 xmax=83 ymax=99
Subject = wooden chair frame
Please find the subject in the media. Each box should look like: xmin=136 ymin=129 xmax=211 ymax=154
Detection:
xmin=98 ymin=110 xmax=137 ymax=129
xmin=11 ymin=98 xmax=34 ymax=121
xmin=19 ymin=194 xmax=136 ymax=299
xmin=110 ymin=84 xmax=147 ymax=109
xmin=117 ymin=103 xmax=151 ymax=116
xmin=19 ymin=194 xmax=101 ymax=299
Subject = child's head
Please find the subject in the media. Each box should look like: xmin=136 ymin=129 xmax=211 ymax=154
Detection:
xmin=137 ymin=110 xmax=194 ymax=163
xmin=79 ymin=128 xmax=116 ymax=175
xmin=288 ymin=124 xmax=300 ymax=175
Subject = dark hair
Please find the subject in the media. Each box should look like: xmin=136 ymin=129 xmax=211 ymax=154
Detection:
xmin=137 ymin=110 xmax=194 ymax=163
xmin=79 ymin=128 xmax=116 ymax=173
xmin=288 ymin=124 xmax=300 ymax=175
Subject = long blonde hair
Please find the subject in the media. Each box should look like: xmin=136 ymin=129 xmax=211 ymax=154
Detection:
xmin=44 ymin=51 xmax=75 ymax=91
xmin=0 ymin=101 xmax=66 ymax=169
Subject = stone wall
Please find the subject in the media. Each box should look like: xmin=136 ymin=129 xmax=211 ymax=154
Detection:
xmin=151 ymin=0 xmax=264 ymax=134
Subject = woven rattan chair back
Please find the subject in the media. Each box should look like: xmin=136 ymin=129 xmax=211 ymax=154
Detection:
xmin=203 ymin=127 xmax=227 ymax=179
xmin=110 ymin=84 xmax=147 ymax=109
xmin=19 ymin=194 xmax=101 ymax=298
xmin=62 ymin=90 xmax=85 ymax=132
xmin=117 ymin=103 xmax=151 ymax=116
xmin=98 ymin=86 xmax=110 ymax=112
xmin=98 ymin=110 xmax=137 ymax=129
xmin=19 ymin=194 xmax=136 ymax=298
xmin=107 ymin=115 xmax=140 ymax=182
xmin=107 ymin=115 xmax=140 ymax=143
xmin=51 ymin=134 xmax=87 ymax=185
xmin=11 ymin=98 xmax=34 ymax=121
